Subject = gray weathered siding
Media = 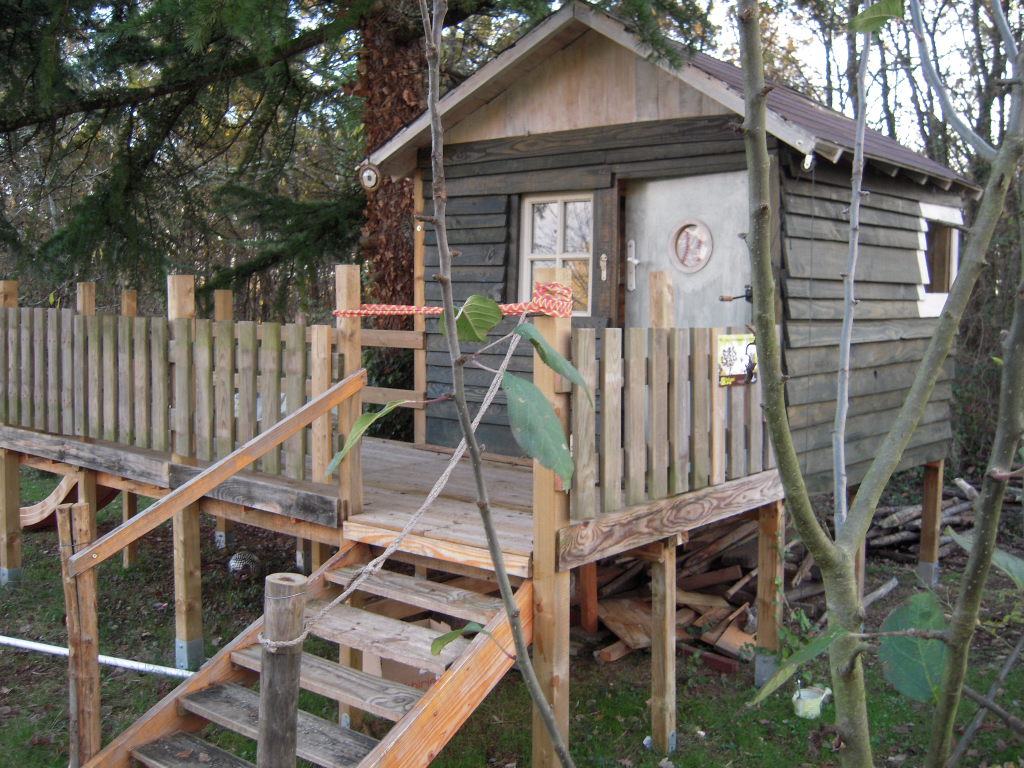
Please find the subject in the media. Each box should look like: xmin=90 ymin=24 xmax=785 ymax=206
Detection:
xmin=779 ymin=158 xmax=960 ymax=493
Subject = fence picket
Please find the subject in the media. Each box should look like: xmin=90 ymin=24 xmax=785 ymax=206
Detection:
xmin=570 ymin=329 xmax=597 ymax=521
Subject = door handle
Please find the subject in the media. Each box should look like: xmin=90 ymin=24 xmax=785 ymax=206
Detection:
xmin=626 ymin=241 xmax=639 ymax=291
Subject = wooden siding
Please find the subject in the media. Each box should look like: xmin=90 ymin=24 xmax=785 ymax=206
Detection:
xmin=421 ymin=115 xmax=757 ymax=453
xmin=779 ymin=159 xmax=961 ymax=493
xmin=445 ymin=30 xmax=726 ymax=145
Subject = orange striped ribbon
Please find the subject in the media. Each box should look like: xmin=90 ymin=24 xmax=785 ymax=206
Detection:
xmin=332 ymin=282 xmax=572 ymax=319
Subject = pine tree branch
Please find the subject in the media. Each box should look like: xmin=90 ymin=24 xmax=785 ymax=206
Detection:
xmin=0 ymin=2 xmax=374 ymax=133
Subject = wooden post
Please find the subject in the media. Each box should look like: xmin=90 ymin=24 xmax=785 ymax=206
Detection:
xmin=531 ymin=266 xmax=572 ymax=768
xmin=650 ymin=536 xmax=677 ymax=753
xmin=121 ymin=291 xmax=140 ymax=568
xmin=76 ymin=282 xmax=96 ymax=316
xmin=754 ymin=500 xmax=785 ymax=686
xmin=310 ymin=324 xmax=334 ymax=571
xmin=335 ymin=264 xmax=363 ymax=518
xmin=412 ymin=173 xmax=428 ymax=444
xmin=57 ymin=502 xmax=101 ymax=763
xmin=0 ymin=448 xmax=21 ymax=586
xmin=168 ymin=275 xmax=203 ymax=670
xmin=918 ymin=459 xmax=944 ymax=586
xmin=570 ymin=329 xmax=598 ymax=634
xmin=0 ymin=281 xmax=17 ymax=429
xmin=213 ymin=290 xmax=235 ymax=551
xmin=649 ymin=270 xmax=674 ymax=329
xmin=257 ymin=572 xmax=308 ymax=768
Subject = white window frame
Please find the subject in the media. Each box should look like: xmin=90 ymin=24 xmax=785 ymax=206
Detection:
xmin=917 ymin=203 xmax=962 ymax=318
xmin=519 ymin=192 xmax=594 ymax=317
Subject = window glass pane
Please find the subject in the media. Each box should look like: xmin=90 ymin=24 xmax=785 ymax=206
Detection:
xmin=564 ymin=201 xmax=592 ymax=254
xmin=565 ymin=258 xmax=590 ymax=312
xmin=529 ymin=259 xmax=557 ymax=291
xmin=531 ymin=203 xmax=558 ymax=254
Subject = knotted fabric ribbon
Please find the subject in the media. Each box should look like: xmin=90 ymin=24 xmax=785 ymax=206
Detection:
xmin=332 ymin=281 xmax=572 ymax=319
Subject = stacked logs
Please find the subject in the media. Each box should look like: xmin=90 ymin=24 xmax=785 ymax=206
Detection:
xmin=866 ymin=485 xmax=977 ymax=564
xmin=592 ymin=517 xmax=768 ymax=674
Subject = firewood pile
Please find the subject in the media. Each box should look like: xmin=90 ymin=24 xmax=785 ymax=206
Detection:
xmin=865 ymin=480 xmax=980 ymax=564
xmin=592 ymin=517 xmax=768 ymax=674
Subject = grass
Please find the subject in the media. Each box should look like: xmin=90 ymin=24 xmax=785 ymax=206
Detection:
xmin=1 ymin=467 xmax=1023 ymax=767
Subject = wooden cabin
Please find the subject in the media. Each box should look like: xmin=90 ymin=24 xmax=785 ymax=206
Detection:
xmin=366 ymin=0 xmax=977 ymax=496
xmin=0 ymin=4 xmax=973 ymax=767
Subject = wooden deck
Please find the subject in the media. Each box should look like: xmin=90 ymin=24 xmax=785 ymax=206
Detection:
xmin=351 ymin=440 xmax=534 ymax=577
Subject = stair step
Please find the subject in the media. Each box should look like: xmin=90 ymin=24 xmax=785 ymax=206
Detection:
xmin=231 ymin=645 xmax=422 ymax=721
xmin=132 ymin=731 xmax=254 ymax=768
xmin=182 ymin=683 xmax=378 ymax=768
xmin=306 ymin=600 xmax=469 ymax=675
xmin=327 ymin=566 xmax=503 ymax=625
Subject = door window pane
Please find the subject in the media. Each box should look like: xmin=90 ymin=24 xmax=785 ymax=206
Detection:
xmin=531 ymin=203 xmax=558 ymax=254
xmin=565 ymin=259 xmax=590 ymax=312
xmin=564 ymin=201 xmax=593 ymax=254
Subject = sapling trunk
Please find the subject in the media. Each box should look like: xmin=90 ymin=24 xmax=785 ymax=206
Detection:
xmin=416 ymin=2 xmax=575 ymax=766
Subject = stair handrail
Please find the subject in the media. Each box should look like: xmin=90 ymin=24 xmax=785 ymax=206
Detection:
xmin=67 ymin=368 xmax=367 ymax=577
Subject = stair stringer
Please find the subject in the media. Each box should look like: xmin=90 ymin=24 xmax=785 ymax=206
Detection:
xmin=82 ymin=541 xmax=371 ymax=768
xmin=357 ymin=580 xmax=534 ymax=767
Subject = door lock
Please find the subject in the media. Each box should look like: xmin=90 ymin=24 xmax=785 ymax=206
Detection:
xmin=719 ymin=285 xmax=753 ymax=303
xmin=600 ymin=253 xmax=608 ymax=282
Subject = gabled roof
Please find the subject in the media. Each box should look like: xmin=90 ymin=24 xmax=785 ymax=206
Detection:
xmin=369 ymin=1 xmax=977 ymax=196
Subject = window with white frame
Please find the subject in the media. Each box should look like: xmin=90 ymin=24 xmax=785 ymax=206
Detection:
xmin=519 ymin=193 xmax=594 ymax=315
xmin=918 ymin=203 xmax=962 ymax=317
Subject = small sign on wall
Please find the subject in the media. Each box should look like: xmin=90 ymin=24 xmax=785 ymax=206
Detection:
xmin=669 ymin=220 xmax=713 ymax=274
xmin=717 ymin=333 xmax=758 ymax=386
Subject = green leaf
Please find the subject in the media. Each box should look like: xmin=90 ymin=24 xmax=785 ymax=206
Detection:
xmin=431 ymin=621 xmax=486 ymax=656
xmin=749 ymin=627 xmax=846 ymax=706
xmin=440 ymin=295 xmax=502 ymax=343
xmin=327 ymin=400 xmax=410 ymax=477
xmin=878 ymin=592 xmax=948 ymax=703
xmin=502 ymin=373 xmax=574 ymax=489
xmin=513 ymin=324 xmax=593 ymax=407
xmin=850 ymin=0 xmax=904 ymax=32
xmin=948 ymin=527 xmax=1024 ymax=591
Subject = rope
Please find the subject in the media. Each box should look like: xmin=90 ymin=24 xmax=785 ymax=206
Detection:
xmin=260 ymin=314 xmax=529 ymax=653
xmin=332 ymin=281 xmax=573 ymax=319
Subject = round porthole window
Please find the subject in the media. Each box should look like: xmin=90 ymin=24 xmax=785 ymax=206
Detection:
xmin=669 ymin=220 xmax=713 ymax=274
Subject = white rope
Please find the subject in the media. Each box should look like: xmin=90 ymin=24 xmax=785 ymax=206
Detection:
xmin=262 ymin=318 xmax=527 ymax=652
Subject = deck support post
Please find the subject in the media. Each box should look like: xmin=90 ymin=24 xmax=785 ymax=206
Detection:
xmin=169 ymin=275 xmax=204 ymax=670
xmin=58 ymin=502 xmax=101 ymax=763
xmin=531 ymin=267 xmax=572 ymax=768
xmin=257 ymin=572 xmax=308 ymax=768
xmin=650 ymin=536 xmax=677 ymax=753
xmin=0 ymin=448 xmax=21 ymax=586
xmin=213 ymin=289 xmax=237 ymax=551
xmin=334 ymin=264 xmax=364 ymax=727
xmin=754 ymin=500 xmax=785 ymax=686
xmin=917 ymin=459 xmax=944 ymax=586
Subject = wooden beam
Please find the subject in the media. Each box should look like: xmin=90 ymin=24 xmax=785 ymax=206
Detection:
xmin=67 ymin=369 xmax=367 ymax=577
xmin=531 ymin=267 xmax=571 ymax=768
xmin=917 ymin=459 xmax=944 ymax=586
xmin=0 ymin=448 xmax=21 ymax=585
xmin=755 ymin=501 xmax=785 ymax=654
xmin=558 ymin=469 xmax=784 ymax=570
xmin=650 ymin=537 xmax=676 ymax=754
xmin=336 ymin=264 xmax=363 ymax=519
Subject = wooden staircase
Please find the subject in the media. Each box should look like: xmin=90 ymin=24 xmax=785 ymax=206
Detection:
xmin=85 ymin=544 xmax=533 ymax=768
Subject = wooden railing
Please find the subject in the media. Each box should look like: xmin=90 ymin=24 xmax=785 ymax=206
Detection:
xmin=66 ymin=369 xmax=366 ymax=577
xmin=0 ymin=273 xmax=426 ymax=482
xmin=569 ymin=326 xmax=775 ymax=520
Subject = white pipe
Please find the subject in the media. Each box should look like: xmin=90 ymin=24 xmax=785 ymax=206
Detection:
xmin=0 ymin=634 xmax=193 ymax=678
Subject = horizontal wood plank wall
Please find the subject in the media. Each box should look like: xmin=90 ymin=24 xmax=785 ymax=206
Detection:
xmin=421 ymin=115 xmax=765 ymax=455
xmin=570 ymin=327 xmax=772 ymax=515
xmin=780 ymin=160 xmax=957 ymax=493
